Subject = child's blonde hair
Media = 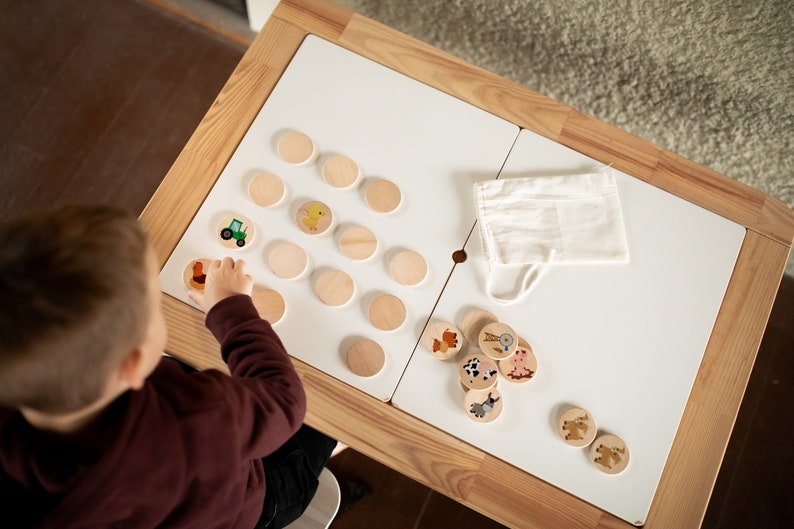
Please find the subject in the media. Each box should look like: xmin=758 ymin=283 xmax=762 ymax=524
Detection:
xmin=0 ymin=205 xmax=150 ymax=413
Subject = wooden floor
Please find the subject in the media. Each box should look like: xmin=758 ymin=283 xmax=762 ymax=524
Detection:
xmin=2 ymin=1 xmax=792 ymax=527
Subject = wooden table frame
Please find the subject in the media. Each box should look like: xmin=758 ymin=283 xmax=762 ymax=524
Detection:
xmin=139 ymin=1 xmax=794 ymax=527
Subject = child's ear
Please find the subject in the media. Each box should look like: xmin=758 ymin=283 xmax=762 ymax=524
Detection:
xmin=116 ymin=348 xmax=146 ymax=390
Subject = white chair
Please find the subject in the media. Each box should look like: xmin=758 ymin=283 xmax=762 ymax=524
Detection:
xmin=283 ymin=468 xmax=341 ymax=529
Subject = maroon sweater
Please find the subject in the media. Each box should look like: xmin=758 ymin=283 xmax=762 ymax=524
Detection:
xmin=0 ymin=295 xmax=307 ymax=528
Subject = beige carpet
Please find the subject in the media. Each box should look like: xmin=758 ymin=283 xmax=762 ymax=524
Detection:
xmin=337 ymin=0 xmax=794 ymax=274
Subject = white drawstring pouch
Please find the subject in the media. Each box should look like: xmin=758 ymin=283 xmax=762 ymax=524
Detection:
xmin=473 ymin=169 xmax=629 ymax=303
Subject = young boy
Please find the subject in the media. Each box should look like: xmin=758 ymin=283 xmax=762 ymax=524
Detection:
xmin=0 ymin=205 xmax=337 ymax=528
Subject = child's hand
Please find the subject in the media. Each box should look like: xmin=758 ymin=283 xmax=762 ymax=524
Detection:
xmin=187 ymin=257 xmax=253 ymax=313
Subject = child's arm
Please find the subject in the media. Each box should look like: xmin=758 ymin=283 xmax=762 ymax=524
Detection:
xmin=187 ymin=256 xmax=253 ymax=311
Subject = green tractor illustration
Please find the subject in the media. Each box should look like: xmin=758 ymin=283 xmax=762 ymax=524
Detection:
xmin=220 ymin=218 xmax=248 ymax=247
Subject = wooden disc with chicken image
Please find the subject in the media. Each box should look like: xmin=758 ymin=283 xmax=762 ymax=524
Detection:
xmin=296 ymin=200 xmax=333 ymax=235
xmin=464 ymin=388 xmax=503 ymax=423
xmin=421 ymin=321 xmax=463 ymax=360
xmin=182 ymin=258 xmax=212 ymax=291
xmin=590 ymin=434 xmax=630 ymax=475
xmin=498 ymin=338 xmax=537 ymax=383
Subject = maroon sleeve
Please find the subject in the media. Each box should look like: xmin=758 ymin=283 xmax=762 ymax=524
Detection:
xmin=204 ymin=294 xmax=307 ymax=456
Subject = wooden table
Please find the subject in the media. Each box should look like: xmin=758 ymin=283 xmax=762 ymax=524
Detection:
xmin=139 ymin=1 xmax=794 ymax=527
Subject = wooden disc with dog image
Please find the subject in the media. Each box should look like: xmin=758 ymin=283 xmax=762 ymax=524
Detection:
xmin=590 ymin=434 xmax=630 ymax=475
xmin=422 ymin=321 xmax=463 ymax=360
xmin=464 ymin=388 xmax=503 ymax=423
xmin=557 ymin=407 xmax=597 ymax=448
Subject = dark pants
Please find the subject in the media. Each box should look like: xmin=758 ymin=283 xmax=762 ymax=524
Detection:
xmin=256 ymin=424 xmax=338 ymax=529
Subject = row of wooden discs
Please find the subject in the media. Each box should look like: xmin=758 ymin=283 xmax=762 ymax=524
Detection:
xmin=421 ymin=312 xmax=538 ymax=425
xmin=557 ymin=407 xmax=630 ymax=475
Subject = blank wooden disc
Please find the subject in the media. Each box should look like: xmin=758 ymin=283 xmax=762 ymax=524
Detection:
xmin=346 ymin=339 xmax=386 ymax=377
xmin=498 ymin=338 xmax=537 ymax=383
xmin=296 ymin=200 xmax=333 ymax=235
xmin=322 ymin=154 xmax=360 ymax=188
xmin=557 ymin=407 xmax=597 ymax=448
xmin=315 ymin=269 xmax=355 ymax=307
xmin=368 ymin=294 xmax=406 ymax=331
xmin=389 ymin=250 xmax=427 ymax=286
xmin=339 ymin=225 xmax=378 ymax=261
xmin=464 ymin=388 xmax=503 ymax=423
xmin=460 ymin=308 xmax=498 ymax=345
xmin=421 ymin=321 xmax=463 ymax=360
xmin=478 ymin=321 xmax=519 ymax=360
xmin=217 ymin=214 xmax=254 ymax=249
xmin=251 ymin=287 xmax=286 ymax=324
xmin=248 ymin=172 xmax=285 ymax=207
xmin=277 ymin=131 xmax=315 ymax=164
xmin=458 ymin=353 xmax=499 ymax=392
xmin=183 ymin=258 xmax=211 ymax=291
xmin=590 ymin=434 xmax=630 ymax=474
xmin=365 ymin=179 xmax=401 ymax=213
xmin=268 ymin=242 xmax=308 ymax=279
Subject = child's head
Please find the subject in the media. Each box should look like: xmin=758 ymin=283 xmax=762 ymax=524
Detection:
xmin=0 ymin=205 xmax=155 ymax=414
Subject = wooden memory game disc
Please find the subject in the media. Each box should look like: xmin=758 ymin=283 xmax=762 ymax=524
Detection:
xmin=478 ymin=321 xmax=519 ymax=360
xmin=557 ymin=407 xmax=598 ymax=448
xmin=389 ymin=249 xmax=427 ymax=286
xmin=251 ymin=286 xmax=286 ymax=324
xmin=460 ymin=308 xmax=498 ymax=346
xmin=368 ymin=294 xmax=406 ymax=331
xmin=314 ymin=269 xmax=355 ymax=307
xmin=339 ymin=225 xmax=378 ymax=261
xmin=248 ymin=171 xmax=286 ymax=208
xmin=458 ymin=353 xmax=499 ymax=392
xmin=268 ymin=242 xmax=308 ymax=280
xmin=183 ymin=258 xmax=211 ymax=291
xmin=498 ymin=338 xmax=537 ymax=383
xmin=365 ymin=179 xmax=401 ymax=213
xmin=422 ymin=321 xmax=463 ymax=360
xmin=590 ymin=434 xmax=630 ymax=475
xmin=464 ymin=388 xmax=503 ymax=423
xmin=277 ymin=131 xmax=315 ymax=165
xmin=217 ymin=214 xmax=254 ymax=249
xmin=322 ymin=154 xmax=360 ymax=188
xmin=296 ymin=200 xmax=333 ymax=235
xmin=346 ymin=339 xmax=386 ymax=378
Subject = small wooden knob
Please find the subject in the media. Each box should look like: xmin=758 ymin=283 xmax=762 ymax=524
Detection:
xmin=268 ymin=242 xmax=308 ymax=279
xmin=458 ymin=353 xmax=499 ymax=392
xmin=590 ymin=434 xmax=630 ymax=474
xmin=422 ymin=321 xmax=463 ymax=360
xmin=478 ymin=321 xmax=519 ymax=360
xmin=557 ymin=407 xmax=597 ymax=448
xmin=248 ymin=171 xmax=285 ymax=207
xmin=217 ymin=214 xmax=254 ymax=249
xmin=464 ymin=388 xmax=504 ymax=423
xmin=322 ymin=154 xmax=360 ymax=188
xmin=339 ymin=225 xmax=378 ymax=261
xmin=365 ymin=179 xmax=401 ymax=213
xmin=368 ymin=294 xmax=406 ymax=331
xmin=277 ymin=131 xmax=315 ymax=165
xmin=251 ymin=286 xmax=286 ymax=324
xmin=346 ymin=339 xmax=386 ymax=377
